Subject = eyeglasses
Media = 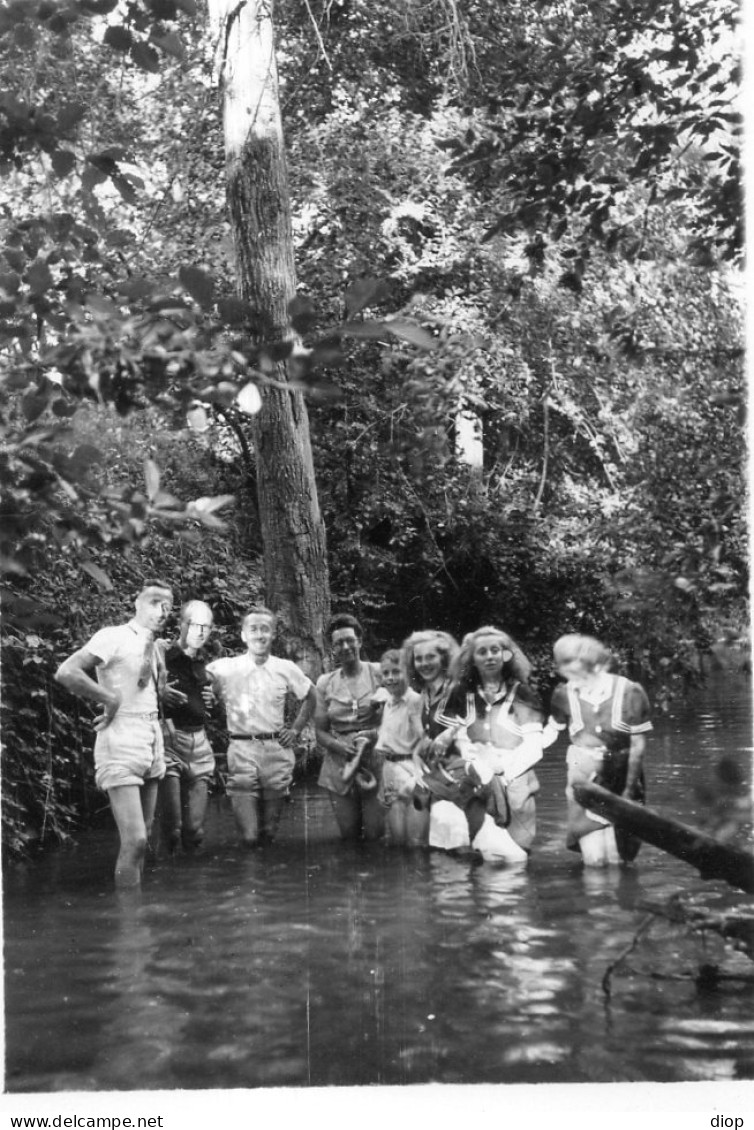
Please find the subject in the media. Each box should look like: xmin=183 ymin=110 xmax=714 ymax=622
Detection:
xmin=188 ymin=622 xmax=212 ymax=632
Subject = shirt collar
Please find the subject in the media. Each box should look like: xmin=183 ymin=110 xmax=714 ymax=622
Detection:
xmin=579 ymin=671 xmax=613 ymax=706
xmin=127 ymin=618 xmax=152 ymax=639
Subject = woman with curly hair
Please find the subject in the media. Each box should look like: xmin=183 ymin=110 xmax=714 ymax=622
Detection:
xmin=543 ymin=633 xmax=651 ymax=866
xmin=438 ymin=626 xmax=545 ymax=860
xmin=402 ymin=629 xmax=470 ymax=850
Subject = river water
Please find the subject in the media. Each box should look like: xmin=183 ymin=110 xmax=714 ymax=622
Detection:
xmin=3 ymin=670 xmax=753 ymax=1095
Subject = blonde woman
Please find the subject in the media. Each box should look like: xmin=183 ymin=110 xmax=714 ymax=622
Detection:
xmin=543 ymin=633 xmax=651 ymax=866
xmin=402 ymin=629 xmax=470 ymax=850
xmin=439 ymin=626 xmax=544 ymax=860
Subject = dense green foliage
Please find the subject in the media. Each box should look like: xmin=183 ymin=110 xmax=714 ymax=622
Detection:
xmin=0 ymin=0 xmax=747 ymax=857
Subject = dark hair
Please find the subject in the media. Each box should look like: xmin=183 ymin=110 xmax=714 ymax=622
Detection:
xmin=138 ymin=579 xmax=173 ymax=596
xmin=327 ymin=613 xmax=363 ymax=641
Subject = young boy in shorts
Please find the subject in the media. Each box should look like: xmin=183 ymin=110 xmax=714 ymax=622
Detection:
xmin=206 ymin=606 xmax=316 ymax=847
xmin=373 ymin=649 xmax=429 ymax=847
xmin=55 ymin=580 xmax=174 ymax=888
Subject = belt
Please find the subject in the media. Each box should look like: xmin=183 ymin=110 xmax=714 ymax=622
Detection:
xmin=384 ymin=752 xmax=413 ymax=762
xmin=168 ymin=723 xmax=205 ymax=734
xmin=119 ymin=711 xmax=159 ymax=720
xmin=228 ymin=731 xmax=281 ymax=741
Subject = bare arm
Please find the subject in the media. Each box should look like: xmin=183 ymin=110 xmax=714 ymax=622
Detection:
xmin=623 ymin=733 xmax=646 ymax=797
xmin=279 ymin=685 xmax=317 ymax=748
xmin=55 ymin=648 xmax=120 ymax=730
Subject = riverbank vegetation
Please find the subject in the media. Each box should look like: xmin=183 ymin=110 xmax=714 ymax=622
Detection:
xmin=0 ymin=0 xmax=748 ymax=857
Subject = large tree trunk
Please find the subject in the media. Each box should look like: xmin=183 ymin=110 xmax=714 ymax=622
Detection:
xmin=213 ymin=0 xmax=330 ymax=675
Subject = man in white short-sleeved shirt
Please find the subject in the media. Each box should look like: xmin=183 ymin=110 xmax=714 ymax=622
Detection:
xmin=54 ymin=580 xmax=174 ymax=888
xmin=206 ymin=606 xmax=316 ymax=846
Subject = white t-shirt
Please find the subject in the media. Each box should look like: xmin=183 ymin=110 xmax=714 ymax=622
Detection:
xmin=206 ymin=652 xmax=312 ymax=734
xmin=85 ymin=618 xmax=159 ymax=713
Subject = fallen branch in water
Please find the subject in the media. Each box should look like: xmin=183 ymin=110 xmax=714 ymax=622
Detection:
xmin=573 ymin=782 xmax=754 ymax=894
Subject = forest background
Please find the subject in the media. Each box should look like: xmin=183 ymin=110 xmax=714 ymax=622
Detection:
xmin=0 ymin=0 xmax=748 ymax=860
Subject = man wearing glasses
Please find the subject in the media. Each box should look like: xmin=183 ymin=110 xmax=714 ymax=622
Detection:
xmin=159 ymin=600 xmax=217 ymax=853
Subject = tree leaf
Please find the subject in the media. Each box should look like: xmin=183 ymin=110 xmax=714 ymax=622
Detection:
xmin=103 ymin=25 xmax=133 ymax=52
xmin=80 ymin=560 xmax=114 ymax=591
xmin=111 ymin=173 xmax=138 ymax=204
xmin=288 ymin=294 xmax=317 ymax=333
xmin=217 ymin=296 xmax=250 ymax=324
xmin=385 ymin=320 xmax=436 ymax=350
xmin=26 ymin=258 xmax=53 ymax=296
xmin=151 ymin=31 xmax=184 ymax=60
xmin=191 ymin=494 xmax=235 ymax=514
xmin=340 ymin=320 xmax=389 ymax=340
xmin=175 ymin=0 xmax=198 ymax=14
xmin=179 ymin=265 xmax=214 ymax=308
xmin=130 ymin=41 xmax=160 ymax=74
xmin=51 ymin=149 xmax=75 ymax=178
xmin=344 ymin=278 xmax=390 ymax=317
xmin=57 ymin=102 xmax=87 ymax=132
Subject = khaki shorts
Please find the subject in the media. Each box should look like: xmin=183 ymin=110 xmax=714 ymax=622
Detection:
xmin=94 ymin=713 xmax=165 ymax=791
xmin=163 ymin=722 xmax=215 ymax=782
xmin=226 ymin=738 xmax=294 ymax=798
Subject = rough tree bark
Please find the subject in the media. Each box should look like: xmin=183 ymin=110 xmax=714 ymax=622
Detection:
xmin=212 ymin=0 xmax=330 ymax=675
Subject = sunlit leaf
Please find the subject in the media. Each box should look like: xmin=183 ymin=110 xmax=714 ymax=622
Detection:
xmin=186 ymin=405 xmax=209 ymax=432
xmin=144 ymin=458 xmax=161 ymax=501
xmin=237 ymin=382 xmax=262 ymax=415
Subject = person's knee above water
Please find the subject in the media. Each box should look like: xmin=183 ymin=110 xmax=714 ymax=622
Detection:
xmin=315 ymin=613 xmax=385 ymax=842
xmin=543 ymin=633 xmax=652 ymax=867
xmin=206 ymin=606 xmax=315 ymax=847
xmin=54 ymin=579 xmax=174 ymax=888
xmin=159 ymin=599 xmax=217 ymax=852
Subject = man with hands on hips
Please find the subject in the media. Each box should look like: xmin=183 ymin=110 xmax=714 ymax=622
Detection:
xmin=55 ymin=580 xmax=174 ymax=888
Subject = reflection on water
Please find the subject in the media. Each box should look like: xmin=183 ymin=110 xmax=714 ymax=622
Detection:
xmin=4 ymin=672 xmax=753 ymax=1090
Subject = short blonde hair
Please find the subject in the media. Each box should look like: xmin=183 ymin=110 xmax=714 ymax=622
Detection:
xmin=552 ymin=633 xmax=612 ymax=670
xmin=402 ymin=630 xmax=459 ymax=689
xmin=242 ymin=606 xmax=276 ymax=631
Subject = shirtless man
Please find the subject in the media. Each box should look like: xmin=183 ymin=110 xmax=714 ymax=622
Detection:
xmin=55 ymin=580 xmax=173 ymax=887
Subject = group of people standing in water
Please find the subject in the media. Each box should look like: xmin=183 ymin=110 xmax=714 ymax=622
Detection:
xmin=316 ymin=614 xmax=651 ymax=867
xmin=54 ymin=581 xmax=652 ymax=888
